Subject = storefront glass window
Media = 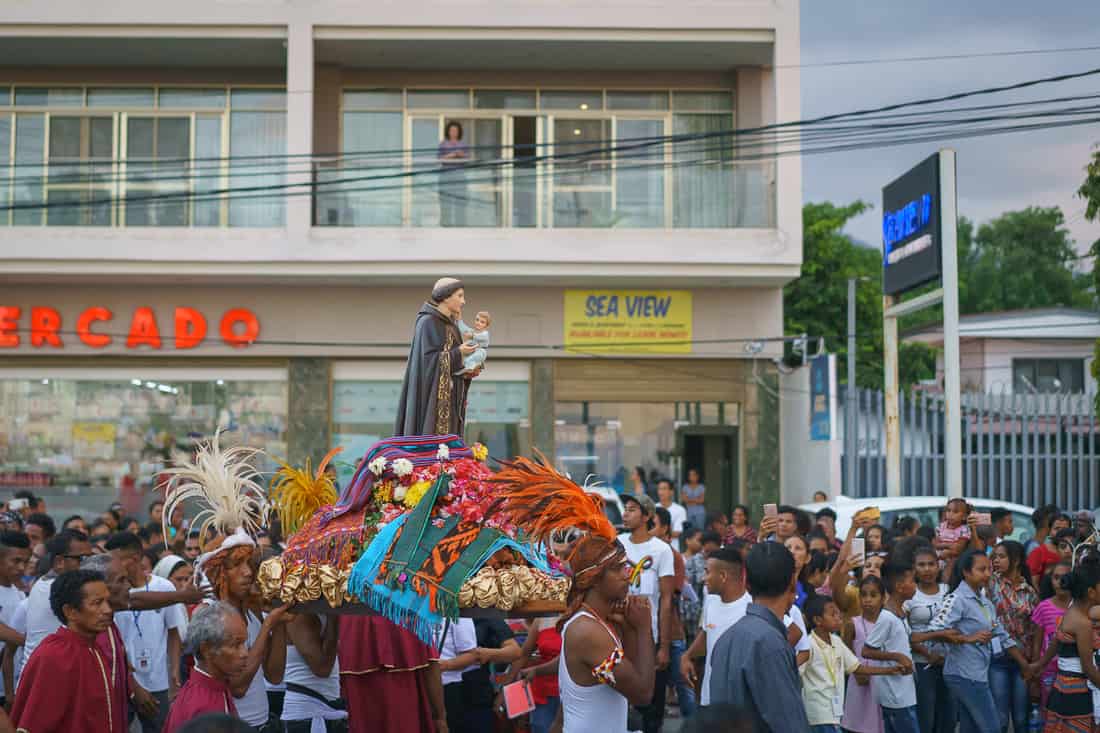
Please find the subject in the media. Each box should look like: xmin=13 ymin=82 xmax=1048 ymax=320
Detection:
xmin=554 ymin=401 xmax=737 ymax=493
xmin=332 ymin=379 xmax=529 ymax=486
xmin=0 ymin=374 xmax=287 ymax=518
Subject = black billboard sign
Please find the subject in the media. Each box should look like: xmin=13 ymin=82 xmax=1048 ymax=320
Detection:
xmin=882 ymin=153 xmax=942 ymax=296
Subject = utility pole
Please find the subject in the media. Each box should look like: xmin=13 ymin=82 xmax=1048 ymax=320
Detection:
xmin=846 ymin=278 xmax=857 ymax=496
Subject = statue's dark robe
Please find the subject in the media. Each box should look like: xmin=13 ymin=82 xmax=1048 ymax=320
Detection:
xmin=394 ymin=302 xmax=468 ymax=436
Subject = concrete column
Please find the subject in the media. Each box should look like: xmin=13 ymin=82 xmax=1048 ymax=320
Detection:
xmin=285 ymin=21 xmax=314 ymax=238
xmin=287 ymin=357 xmax=331 ymax=466
xmin=530 ymin=359 xmax=555 ymax=459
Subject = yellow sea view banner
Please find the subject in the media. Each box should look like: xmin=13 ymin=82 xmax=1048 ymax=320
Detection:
xmin=564 ymin=290 xmax=693 ymax=354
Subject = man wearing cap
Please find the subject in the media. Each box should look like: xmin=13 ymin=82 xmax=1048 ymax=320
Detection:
xmin=618 ymin=493 xmax=675 ymax=733
xmin=395 ymin=277 xmax=481 ymax=437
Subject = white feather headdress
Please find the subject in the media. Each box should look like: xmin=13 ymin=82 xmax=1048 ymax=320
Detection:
xmin=160 ymin=429 xmax=269 ymax=548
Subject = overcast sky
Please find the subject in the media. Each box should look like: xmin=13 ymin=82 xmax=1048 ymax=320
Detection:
xmin=800 ymin=1 xmax=1100 ymax=256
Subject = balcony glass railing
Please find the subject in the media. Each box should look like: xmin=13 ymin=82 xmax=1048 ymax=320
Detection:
xmin=312 ymin=156 xmax=775 ymax=229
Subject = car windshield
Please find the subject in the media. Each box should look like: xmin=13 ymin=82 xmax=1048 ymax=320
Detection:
xmin=604 ymin=502 xmax=623 ymax=527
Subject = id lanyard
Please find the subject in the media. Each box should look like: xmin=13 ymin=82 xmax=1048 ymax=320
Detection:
xmin=131 ymin=582 xmax=149 ymax=640
xmin=812 ymin=633 xmax=845 ymax=718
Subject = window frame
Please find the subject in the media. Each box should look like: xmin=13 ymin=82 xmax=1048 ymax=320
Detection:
xmin=337 ymin=86 xmax=737 ymax=229
xmin=0 ymin=83 xmax=284 ymax=228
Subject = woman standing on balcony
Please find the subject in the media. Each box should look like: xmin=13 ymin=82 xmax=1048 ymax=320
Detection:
xmin=438 ymin=121 xmax=469 ymax=227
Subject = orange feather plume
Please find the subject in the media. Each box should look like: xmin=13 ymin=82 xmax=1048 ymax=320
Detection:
xmin=488 ymin=450 xmax=616 ymax=544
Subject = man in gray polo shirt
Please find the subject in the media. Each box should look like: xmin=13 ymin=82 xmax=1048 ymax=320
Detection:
xmin=708 ymin=542 xmax=809 ymax=732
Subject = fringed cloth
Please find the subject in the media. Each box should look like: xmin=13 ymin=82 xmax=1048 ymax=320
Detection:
xmin=1046 ymin=671 xmax=1096 ymax=733
xmin=347 ymin=477 xmax=557 ymax=645
xmin=280 ymin=506 xmax=378 ymax=571
xmin=329 ymin=434 xmax=473 ymax=519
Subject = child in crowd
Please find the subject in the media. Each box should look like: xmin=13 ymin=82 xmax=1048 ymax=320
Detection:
xmin=934 ymin=498 xmax=972 ymax=560
xmin=1032 ymin=560 xmax=1072 ymax=715
xmin=801 ymin=595 xmax=902 ymax=733
xmin=905 ymin=546 xmax=955 ymax=733
xmin=866 ymin=525 xmax=885 ymax=554
xmin=841 ymin=576 xmax=887 ymax=733
xmin=862 ymin=564 xmax=919 ymax=733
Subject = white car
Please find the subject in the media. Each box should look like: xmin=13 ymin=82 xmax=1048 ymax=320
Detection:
xmin=797 ymin=496 xmax=1037 ymax=545
xmin=586 ymin=485 xmax=625 ymax=531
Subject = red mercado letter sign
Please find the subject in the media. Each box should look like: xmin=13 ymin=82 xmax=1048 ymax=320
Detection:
xmin=0 ymin=306 xmax=260 ymax=350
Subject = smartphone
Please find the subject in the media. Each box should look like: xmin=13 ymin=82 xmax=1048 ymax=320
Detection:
xmin=7 ymin=498 xmax=27 ymax=511
xmin=851 ymin=537 xmax=865 ymax=563
xmin=764 ymin=503 xmax=778 ymax=518
xmin=973 ymin=512 xmax=992 ymax=526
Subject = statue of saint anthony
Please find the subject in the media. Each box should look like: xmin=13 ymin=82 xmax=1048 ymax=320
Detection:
xmin=394 ymin=277 xmax=480 ymax=436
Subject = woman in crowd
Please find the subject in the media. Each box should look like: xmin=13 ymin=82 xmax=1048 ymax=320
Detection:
xmin=865 ymin=525 xmax=886 ymax=554
xmin=1031 ymin=560 xmax=1072 ymax=713
xmin=934 ymin=549 xmax=1030 ymax=733
xmin=726 ymin=505 xmax=756 ymax=545
xmin=840 ymin=576 xmax=886 ymax=733
xmin=784 ymin=535 xmax=811 ymax=610
xmin=1042 ymin=559 xmax=1100 ymax=733
xmin=628 ymin=466 xmax=648 ymax=498
xmin=906 ymin=545 xmax=955 ymax=733
xmin=681 ymin=528 xmax=705 ymax=645
xmin=680 ymin=469 xmax=707 ymax=530
xmin=987 ymin=540 xmax=1037 ymax=732
xmin=507 ymin=616 xmax=562 ymax=733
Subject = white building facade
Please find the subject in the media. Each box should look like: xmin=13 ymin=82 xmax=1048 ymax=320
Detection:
xmin=0 ymin=1 xmax=801 ymax=517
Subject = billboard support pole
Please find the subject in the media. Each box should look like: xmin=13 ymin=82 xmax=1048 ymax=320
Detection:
xmin=847 ymin=278 xmax=857 ymax=496
xmin=884 ymin=295 xmax=901 ymax=497
xmin=940 ymin=149 xmax=963 ymax=498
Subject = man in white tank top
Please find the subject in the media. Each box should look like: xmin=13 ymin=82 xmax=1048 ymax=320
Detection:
xmin=558 ymin=535 xmax=658 ymax=733
xmin=283 ymin=612 xmax=346 ymax=732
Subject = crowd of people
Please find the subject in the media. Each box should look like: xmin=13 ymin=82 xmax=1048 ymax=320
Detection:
xmin=1 ymin=478 xmax=1099 ymax=733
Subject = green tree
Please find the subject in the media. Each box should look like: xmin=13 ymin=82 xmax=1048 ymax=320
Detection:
xmin=785 ymin=202 xmax=936 ymax=390
xmin=1077 ymin=146 xmax=1100 ymax=413
xmin=964 ymin=207 xmax=1090 ymax=312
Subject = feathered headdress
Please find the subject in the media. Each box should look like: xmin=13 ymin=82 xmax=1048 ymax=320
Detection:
xmin=488 ymin=451 xmax=616 ymax=549
xmin=268 ymin=446 xmax=342 ymax=535
xmin=160 ymin=429 xmax=269 ymax=548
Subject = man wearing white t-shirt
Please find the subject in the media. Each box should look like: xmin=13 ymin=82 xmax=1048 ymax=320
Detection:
xmin=0 ymin=532 xmax=30 ymax=705
xmin=619 ymin=493 xmax=674 ymax=733
xmin=23 ymin=530 xmax=92 ymax=664
xmin=680 ymin=546 xmax=750 ymax=706
xmin=656 ymin=480 xmax=687 ymax=551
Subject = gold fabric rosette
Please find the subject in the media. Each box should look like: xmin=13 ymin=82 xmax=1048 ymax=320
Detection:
xmin=495 ymin=567 xmax=519 ymax=611
xmin=471 ymin=567 xmax=499 ymax=608
xmin=511 ymin=564 xmax=537 ymax=602
xmin=280 ymin=563 xmax=305 ymax=604
xmin=257 ymin=556 xmax=284 ymax=601
xmin=297 ymin=567 xmax=322 ymax=604
xmin=319 ymin=566 xmax=347 ymax=608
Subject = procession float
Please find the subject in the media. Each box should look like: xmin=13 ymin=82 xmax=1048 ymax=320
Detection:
xmin=163 ymin=277 xmax=616 ymax=645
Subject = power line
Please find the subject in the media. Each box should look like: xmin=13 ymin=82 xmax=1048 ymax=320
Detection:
xmin=5 ymin=92 xmax=1099 ymax=189
xmin=5 ymin=65 xmax=1100 ymax=171
xmin=782 ymin=44 xmax=1100 ymax=70
xmin=5 ymin=107 xmax=1099 ymax=213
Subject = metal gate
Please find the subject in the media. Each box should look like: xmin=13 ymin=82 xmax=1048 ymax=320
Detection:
xmin=840 ymin=388 xmax=1100 ymax=509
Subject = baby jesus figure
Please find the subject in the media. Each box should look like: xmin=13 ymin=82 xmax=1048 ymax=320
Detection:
xmin=456 ymin=310 xmax=491 ymax=375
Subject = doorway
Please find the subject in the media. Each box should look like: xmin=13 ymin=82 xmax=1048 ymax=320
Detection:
xmin=678 ymin=426 xmax=739 ymax=521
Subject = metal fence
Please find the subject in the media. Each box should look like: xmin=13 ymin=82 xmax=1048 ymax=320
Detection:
xmin=840 ymin=388 xmax=1100 ymax=509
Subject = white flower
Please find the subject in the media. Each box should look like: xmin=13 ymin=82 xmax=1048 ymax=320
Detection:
xmin=393 ymin=483 xmax=409 ymax=501
xmin=392 ymin=458 xmax=414 ymax=477
xmin=368 ymin=456 xmax=388 ymax=476
xmin=437 ymin=444 xmax=450 ymax=460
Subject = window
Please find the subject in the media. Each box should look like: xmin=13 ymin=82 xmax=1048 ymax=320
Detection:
xmin=1 ymin=85 xmax=285 ymax=227
xmin=326 ymin=86 xmax=757 ymax=230
xmin=1012 ymin=358 xmax=1085 ymax=393
xmin=0 ymin=370 xmax=287 ymax=516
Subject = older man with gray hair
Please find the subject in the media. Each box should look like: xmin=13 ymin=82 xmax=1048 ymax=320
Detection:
xmin=164 ymin=602 xmax=252 ymax=733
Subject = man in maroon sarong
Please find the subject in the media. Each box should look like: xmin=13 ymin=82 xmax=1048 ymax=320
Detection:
xmin=163 ymin=601 xmax=249 ymax=733
xmin=81 ymin=552 xmax=140 ymax=733
xmin=339 ymin=615 xmax=448 ymax=733
xmin=11 ymin=568 xmax=119 ymax=733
